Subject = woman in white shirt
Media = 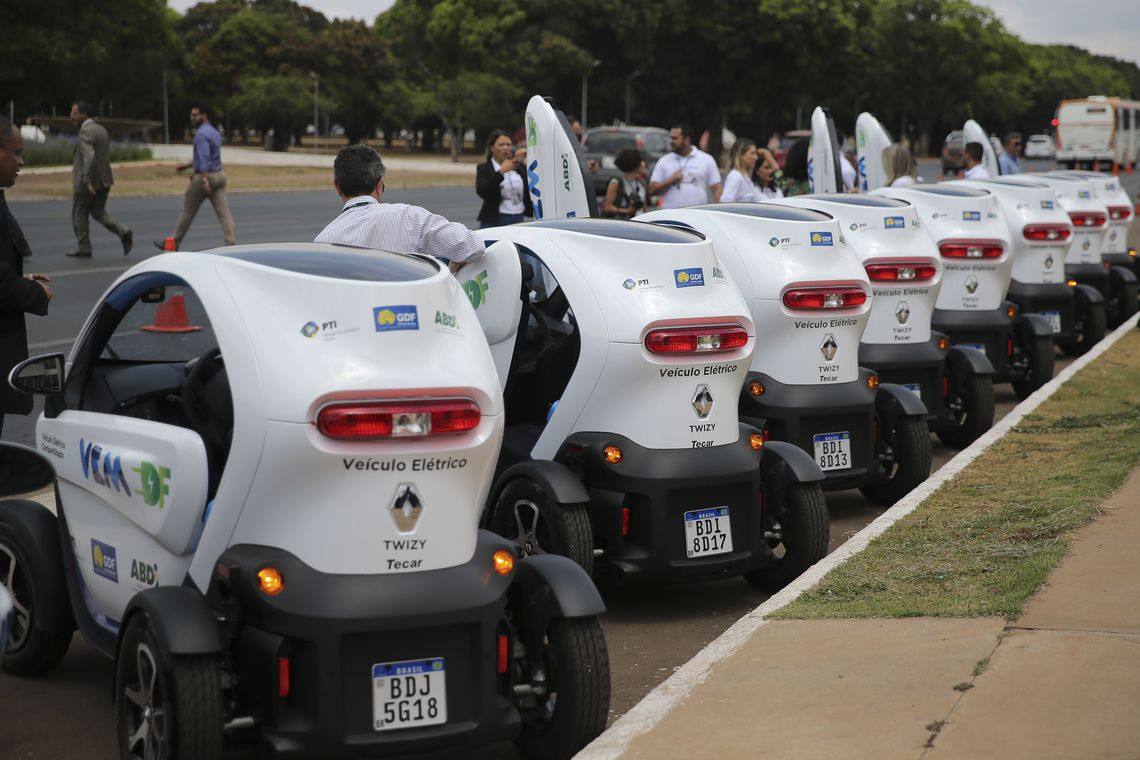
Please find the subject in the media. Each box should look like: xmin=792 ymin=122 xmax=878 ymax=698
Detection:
xmin=883 ymin=143 xmax=920 ymax=187
xmin=721 ymin=139 xmax=762 ymax=203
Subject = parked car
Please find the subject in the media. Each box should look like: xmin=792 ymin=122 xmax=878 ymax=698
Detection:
xmin=581 ymin=126 xmax=670 ymax=197
xmin=772 ymin=129 xmax=811 ymax=169
xmin=942 ymin=130 xmax=964 ymax=175
xmin=1024 ymin=134 xmax=1055 ymax=159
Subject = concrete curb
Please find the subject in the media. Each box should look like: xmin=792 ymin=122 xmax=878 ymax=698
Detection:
xmin=576 ymin=312 xmax=1140 ymax=760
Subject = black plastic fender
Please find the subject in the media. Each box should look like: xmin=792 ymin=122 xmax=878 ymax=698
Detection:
xmin=489 ymin=460 xmax=591 ymax=526
xmin=117 ymin=586 xmax=221 ymax=658
xmin=875 ymin=383 xmax=928 ymax=436
xmin=513 ymin=552 xmax=605 ymax=666
xmin=946 ymin=345 xmax=995 ymax=378
xmin=1109 ymin=265 xmax=1138 ymax=286
xmin=1074 ymin=283 xmax=1106 ymax=306
xmin=0 ymin=499 xmax=75 ymax=636
xmin=0 ymin=443 xmax=56 ymax=498
xmin=1015 ymin=313 xmax=1054 ymax=340
xmin=759 ymin=441 xmax=823 ymax=521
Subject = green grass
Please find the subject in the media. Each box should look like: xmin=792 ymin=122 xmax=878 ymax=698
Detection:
xmin=21 ymin=138 xmax=152 ymax=167
xmin=774 ymin=330 xmax=1140 ymax=620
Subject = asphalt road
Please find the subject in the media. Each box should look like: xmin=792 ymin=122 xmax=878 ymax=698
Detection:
xmin=0 ymin=162 xmax=1130 ymax=758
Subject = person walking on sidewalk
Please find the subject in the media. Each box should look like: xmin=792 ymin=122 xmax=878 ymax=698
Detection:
xmin=66 ymin=101 xmax=132 ymax=258
xmin=0 ymin=116 xmax=52 ymax=438
xmin=155 ymin=104 xmax=236 ymax=251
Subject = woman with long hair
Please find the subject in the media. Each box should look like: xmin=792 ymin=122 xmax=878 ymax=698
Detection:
xmin=883 ymin=143 xmax=919 ymax=187
xmin=475 ymin=129 xmax=533 ymax=228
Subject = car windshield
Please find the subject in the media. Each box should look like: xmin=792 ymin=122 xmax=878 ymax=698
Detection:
xmin=642 ymin=132 xmax=669 ymax=154
xmin=586 ymin=132 xmax=637 ymax=153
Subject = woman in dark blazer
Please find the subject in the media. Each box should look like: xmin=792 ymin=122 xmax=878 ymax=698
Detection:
xmin=476 ymin=129 xmax=533 ymax=228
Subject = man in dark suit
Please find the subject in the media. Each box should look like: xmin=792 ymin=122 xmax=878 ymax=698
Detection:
xmin=0 ymin=116 xmax=52 ymax=438
xmin=67 ymin=100 xmax=132 ymax=258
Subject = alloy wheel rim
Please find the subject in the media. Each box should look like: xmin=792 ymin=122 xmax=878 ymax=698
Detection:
xmin=510 ymin=499 xmax=544 ymax=556
xmin=0 ymin=543 xmax=32 ymax=652
xmin=123 ymin=642 xmax=166 ymax=760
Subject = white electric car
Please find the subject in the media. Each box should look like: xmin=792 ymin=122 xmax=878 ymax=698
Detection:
xmin=1021 ymin=173 xmax=1137 ymax=327
xmin=1049 ymin=170 xmax=1139 ymax=281
xmin=640 ymin=203 xmax=932 ymax=506
xmin=0 ymin=244 xmax=610 ymax=760
xmin=778 ymin=194 xmax=997 ymax=449
xmin=874 ymin=184 xmax=1055 ymax=400
xmin=463 ymin=219 xmax=828 ymax=592
xmin=955 ymin=176 xmax=1107 ymax=356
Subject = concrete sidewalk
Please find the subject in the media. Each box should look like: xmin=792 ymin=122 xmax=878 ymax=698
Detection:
xmin=591 ymin=466 xmax=1140 ymax=760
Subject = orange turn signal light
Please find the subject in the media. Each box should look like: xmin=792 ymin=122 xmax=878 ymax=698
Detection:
xmin=749 ymin=433 xmax=764 ymax=451
xmin=749 ymin=381 xmax=765 ymax=396
xmin=1067 ymin=279 xmax=1078 ymax=287
xmin=867 ymin=374 xmax=879 ymax=390
xmin=1129 ymin=249 xmax=1137 ymax=257
xmin=603 ymin=445 xmax=624 ymax=464
xmin=257 ymin=567 xmax=285 ymax=596
xmin=493 ymin=550 xmax=515 ymax=576
xmin=1104 ymin=260 xmax=1113 ymax=269
xmin=1006 ymin=305 xmax=1017 ymax=318
xmin=938 ymin=337 xmax=949 ymax=350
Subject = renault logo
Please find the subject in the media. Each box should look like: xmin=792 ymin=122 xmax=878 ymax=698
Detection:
xmin=965 ymin=275 xmax=979 ymax=294
xmin=1044 ymin=254 xmax=1054 ymax=269
xmin=1082 ymin=239 xmax=1091 ymax=251
xmin=389 ymin=483 xmax=424 ymax=533
xmin=820 ymin=333 xmax=838 ymax=361
xmin=895 ymin=301 xmax=910 ymax=324
xmin=692 ymin=384 xmax=714 ymax=419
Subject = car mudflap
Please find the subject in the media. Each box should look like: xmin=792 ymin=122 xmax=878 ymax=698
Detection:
xmin=876 ymin=383 xmax=928 ymax=436
xmin=1015 ymin=312 xmax=1054 ymax=340
xmin=759 ymin=440 xmax=823 ymax=521
xmin=946 ymin=345 xmax=995 ymax=381
xmin=512 ymin=552 xmax=604 ymax=668
xmin=117 ymin=586 xmax=221 ymax=659
xmin=1074 ymin=283 xmax=1106 ymax=305
xmin=487 ymin=460 xmax=590 ymax=528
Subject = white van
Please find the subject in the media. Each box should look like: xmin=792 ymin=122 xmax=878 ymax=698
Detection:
xmin=1055 ymin=96 xmax=1140 ymax=170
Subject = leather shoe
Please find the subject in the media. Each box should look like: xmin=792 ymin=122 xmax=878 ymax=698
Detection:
xmin=65 ymin=251 xmax=92 ymax=258
xmin=121 ymin=230 xmax=133 ymax=256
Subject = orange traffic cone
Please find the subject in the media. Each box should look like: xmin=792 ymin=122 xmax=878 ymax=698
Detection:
xmin=162 ymin=236 xmax=177 ymax=252
xmin=140 ymin=287 xmax=202 ymax=333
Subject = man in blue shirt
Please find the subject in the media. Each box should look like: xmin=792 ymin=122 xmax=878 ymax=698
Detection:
xmin=154 ymin=104 xmax=236 ymax=250
xmin=998 ymin=133 xmax=1021 ymax=175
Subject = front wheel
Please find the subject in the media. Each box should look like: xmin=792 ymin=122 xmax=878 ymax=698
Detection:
xmin=938 ymin=371 xmax=995 ymax=449
xmin=514 ymin=617 xmax=610 ymax=760
xmin=859 ymin=416 xmax=932 ymax=507
xmin=1062 ymin=295 xmax=1107 ymax=357
xmin=491 ymin=479 xmax=594 ymax=575
xmin=116 ymin=612 xmax=224 ymax=760
xmin=1011 ymin=334 xmax=1055 ymax=400
xmin=0 ymin=523 xmax=72 ymax=676
xmin=743 ymin=482 xmax=829 ymax=593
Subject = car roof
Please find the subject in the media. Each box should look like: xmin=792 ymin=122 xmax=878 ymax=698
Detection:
xmin=522 ymin=217 xmax=704 ymax=243
xmin=211 ymin=243 xmax=439 ymax=282
xmin=689 ymin=203 xmax=834 ymax=222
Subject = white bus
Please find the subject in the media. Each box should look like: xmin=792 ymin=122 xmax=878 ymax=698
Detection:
xmin=1055 ymin=96 xmax=1140 ymax=171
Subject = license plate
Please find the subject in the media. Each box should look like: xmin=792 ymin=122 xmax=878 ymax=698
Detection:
xmin=957 ymin=342 xmax=987 ymax=356
xmin=813 ymin=431 xmax=851 ymax=471
xmin=684 ymin=507 xmax=733 ymax=558
xmin=902 ymin=383 xmax=923 ymax=398
xmin=372 ymin=658 xmax=447 ymax=732
xmin=1039 ymin=310 xmax=1061 ymax=333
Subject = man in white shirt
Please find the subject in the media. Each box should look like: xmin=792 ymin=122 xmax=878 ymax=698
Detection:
xmin=649 ymin=124 xmax=722 ymax=209
xmin=963 ymin=142 xmax=991 ymax=180
xmin=315 ymin=145 xmax=483 ymax=270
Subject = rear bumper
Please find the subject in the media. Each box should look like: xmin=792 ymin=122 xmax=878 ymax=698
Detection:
xmin=739 ymin=369 xmax=878 ymax=491
xmin=932 ymin=307 xmax=1016 ymax=379
xmin=556 ymin=429 xmax=767 ymax=583
xmin=859 ymin=336 xmax=951 ymax=429
xmin=208 ymin=534 xmax=520 ymax=758
xmin=1007 ymin=280 xmax=1075 ymax=341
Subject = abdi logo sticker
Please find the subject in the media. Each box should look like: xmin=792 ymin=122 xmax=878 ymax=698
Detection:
xmin=674 ymin=268 xmax=705 ymax=288
xmin=810 ymin=231 xmax=834 ymax=246
xmin=884 ymin=216 xmax=905 ymax=229
xmin=373 ymin=305 xmax=419 ymax=332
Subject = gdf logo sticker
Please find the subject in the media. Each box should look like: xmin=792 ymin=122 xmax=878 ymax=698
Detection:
xmin=810 ymin=231 xmax=834 ymax=246
xmin=463 ymin=270 xmax=489 ymax=309
xmin=674 ymin=268 xmax=705 ymax=288
xmin=91 ymin=539 xmax=118 ymax=583
xmin=373 ymin=305 xmax=419 ymax=332
xmin=963 ymin=211 xmax=982 ymax=222
xmin=884 ymin=216 xmax=905 ymax=229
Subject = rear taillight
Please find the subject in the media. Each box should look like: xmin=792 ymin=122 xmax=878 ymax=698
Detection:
xmin=1108 ymin=206 xmax=1132 ymax=222
xmin=782 ymin=286 xmax=867 ymax=310
xmin=1068 ymin=211 xmax=1107 ymax=228
xmin=317 ymin=399 xmax=480 ymax=439
xmin=939 ymin=240 xmax=1004 ymax=259
xmin=644 ymin=325 xmax=749 ymax=354
xmin=1023 ymin=224 xmax=1072 ymax=242
xmin=864 ymin=260 xmax=937 ymax=282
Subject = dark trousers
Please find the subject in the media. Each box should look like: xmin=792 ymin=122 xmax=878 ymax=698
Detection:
xmin=72 ymin=188 xmax=130 ymax=253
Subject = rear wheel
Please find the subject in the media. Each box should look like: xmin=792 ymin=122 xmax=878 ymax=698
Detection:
xmin=938 ymin=371 xmax=995 ymax=449
xmin=514 ymin=617 xmax=609 ymax=760
xmin=491 ymin=479 xmax=593 ymax=575
xmin=859 ymin=416 xmax=931 ymax=506
xmin=1062 ymin=294 xmax=1107 ymax=356
xmin=1107 ymin=275 xmax=1139 ymax=328
xmin=116 ymin=612 xmax=223 ymax=760
xmin=743 ymin=482 xmax=829 ymax=593
xmin=1011 ymin=335 xmax=1055 ymax=400
xmin=0 ymin=523 xmax=71 ymax=676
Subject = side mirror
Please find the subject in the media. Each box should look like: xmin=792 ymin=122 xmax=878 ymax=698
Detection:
xmin=9 ymin=353 xmax=65 ymax=395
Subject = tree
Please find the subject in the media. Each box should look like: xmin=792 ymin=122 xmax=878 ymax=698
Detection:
xmin=229 ymin=75 xmax=311 ymax=150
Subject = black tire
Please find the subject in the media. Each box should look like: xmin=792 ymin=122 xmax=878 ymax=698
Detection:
xmin=0 ymin=524 xmax=72 ymax=676
xmin=859 ymin=416 xmax=932 ymax=507
xmin=743 ymin=482 xmax=829 ymax=593
xmin=491 ymin=479 xmax=593 ymax=575
xmin=1062 ymin=295 xmax=1107 ymax=357
xmin=515 ymin=616 xmax=609 ymax=760
xmin=1011 ymin=335 xmax=1055 ymax=400
xmin=116 ymin=611 xmax=223 ymax=760
xmin=938 ymin=371 xmax=995 ymax=449
xmin=1107 ymin=276 xmax=1139 ymax=328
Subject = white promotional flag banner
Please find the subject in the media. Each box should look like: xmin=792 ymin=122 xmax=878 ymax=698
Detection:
xmin=964 ymin=119 xmax=1001 ymax=177
xmin=523 ymin=95 xmax=595 ymax=220
xmin=808 ymin=106 xmax=840 ymax=194
xmin=856 ymin=112 xmax=893 ymax=191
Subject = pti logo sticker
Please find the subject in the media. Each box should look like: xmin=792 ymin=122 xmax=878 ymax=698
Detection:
xmin=373 ymin=305 xmax=419 ymax=332
xmin=769 ymin=237 xmax=780 ymax=247
xmin=92 ymin=539 xmax=119 ymax=583
xmin=810 ymin=231 xmax=834 ymax=246
xmin=300 ymin=321 xmax=319 ymax=338
xmin=884 ymin=216 xmax=906 ymax=229
xmin=623 ymin=278 xmax=636 ymax=290
xmin=962 ymin=211 xmax=982 ymax=222
xmin=674 ymin=268 xmax=705 ymax=288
